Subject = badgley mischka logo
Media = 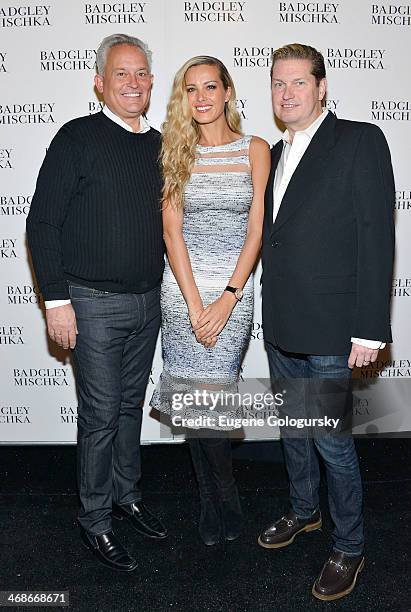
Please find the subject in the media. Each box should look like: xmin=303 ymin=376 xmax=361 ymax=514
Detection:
xmin=7 ymin=285 xmax=41 ymax=305
xmin=14 ymin=368 xmax=70 ymax=387
xmin=352 ymin=396 xmax=370 ymax=416
xmin=396 ymin=190 xmax=411 ymax=211
xmin=325 ymin=99 xmax=339 ymax=112
xmin=278 ymin=2 xmax=340 ymax=24
xmin=89 ymin=101 xmax=104 ymax=114
xmin=0 ymin=5 xmax=51 ymax=27
xmin=0 ymin=52 xmax=7 ymax=72
xmin=392 ymin=278 xmax=411 ymax=297
xmin=0 ymin=406 xmax=31 ymax=424
xmin=60 ymin=406 xmax=78 ymax=423
xmin=327 ymin=48 xmax=386 ymax=69
xmin=371 ymin=100 xmax=411 ymax=121
xmin=236 ymin=99 xmax=247 ymax=119
xmin=233 ymin=47 xmax=275 ymax=68
xmin=371 ymin=4 xmax=411 ymax=26
xmin=148 ymin=368 xmax=155 ymax=386
xmin=0 ymin=103 xmax=55 ymax=125
xmin=1 ymin=195 xmax=32 ymax=215
xmin=361 ymin=359 xmax=411 ymax=378
xmin=0 ymin=238 xmax=18 ymax=258
xmin=251 ymin=321 xmax=263 ymax=340
xmin=0 ymin=326 xmax=24 ymax=345
xmin=40 ymin=49 xmax=96 ymax=71
xmin=0 ymin=149 xmax=13 ymax=169
xmin=184 ymin=1 xmax=246 ymax=22
xmin=85 ymin=2 xmax=148 ymax=24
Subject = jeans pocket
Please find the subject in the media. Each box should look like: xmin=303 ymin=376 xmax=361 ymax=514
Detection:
xmin=68 ymin=283 xmax=96 ymax=300
xmin=92 ymin=288 xmax=112 ymax=298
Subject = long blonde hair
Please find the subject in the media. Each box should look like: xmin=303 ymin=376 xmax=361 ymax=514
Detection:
xmin=161 ymin=56 xmax=242 ymax=209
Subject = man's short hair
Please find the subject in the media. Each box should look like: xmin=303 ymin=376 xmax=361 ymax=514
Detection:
xmin=96 ymin=33 xmax=152 ymax=75
xmin=270 ymin=43 xmax=326 ymax=85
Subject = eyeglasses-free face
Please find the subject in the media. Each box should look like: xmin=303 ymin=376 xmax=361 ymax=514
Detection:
xmin=95 ymin=44 xmax=153 ymax=126
xmin=271 ymin=58 xmax=326 ymax=137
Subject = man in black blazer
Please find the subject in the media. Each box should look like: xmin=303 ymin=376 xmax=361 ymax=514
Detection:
xmin=258 ymin=44 xmax=395 ymax=601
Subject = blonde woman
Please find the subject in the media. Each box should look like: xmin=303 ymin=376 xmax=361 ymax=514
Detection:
xmin=151 ymin=56 xmax=270 ymax=545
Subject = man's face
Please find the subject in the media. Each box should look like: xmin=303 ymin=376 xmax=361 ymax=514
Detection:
xmin=94 ymin=44 xmax=153 ymax=123
xmin=271 ymin=58 xmax=326 ymax=133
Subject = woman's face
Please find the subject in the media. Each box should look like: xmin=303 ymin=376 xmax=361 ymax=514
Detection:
xmin=184 ymin=63 xmax=231 ymax=126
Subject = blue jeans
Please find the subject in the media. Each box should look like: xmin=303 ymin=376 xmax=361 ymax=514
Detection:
xmin=70 ymin=283 xmax=161 ymax=535
xmin=265 ymin=342 xmax=364 ymax=555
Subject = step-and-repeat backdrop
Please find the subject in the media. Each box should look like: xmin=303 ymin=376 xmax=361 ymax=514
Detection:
xmin=1 ymin=1 xmax=410 ymax=443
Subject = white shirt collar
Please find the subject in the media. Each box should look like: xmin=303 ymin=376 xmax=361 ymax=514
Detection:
xmin=102 ymin=105 xmax=151 ymax=133
xmin=282 ymin=108 xmax=329 ymax=145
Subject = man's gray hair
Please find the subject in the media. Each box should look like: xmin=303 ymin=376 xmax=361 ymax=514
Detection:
xmin=96 ymin=33 xmax=152 ymax=75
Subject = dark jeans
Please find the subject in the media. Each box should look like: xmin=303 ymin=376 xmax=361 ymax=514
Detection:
xmin=70 ymin=283 xmax=160 ymax=535
xmin=265 ymin=342 xmax=364 ymax=555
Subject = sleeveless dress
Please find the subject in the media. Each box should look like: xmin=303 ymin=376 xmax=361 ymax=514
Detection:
xmin=151 ymin=135 xmax=254 ymax=429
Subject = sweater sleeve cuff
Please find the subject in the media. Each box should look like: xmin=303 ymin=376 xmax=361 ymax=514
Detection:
xmin=42 ymin=282 xmax=70 ymax=302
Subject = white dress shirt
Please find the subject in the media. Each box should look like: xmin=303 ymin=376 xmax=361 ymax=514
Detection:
xmin=45 ymin=106 xmax=150 ymax=310
xmin=272 ymin=109 xmax=384 ymax=351
xmin=102 ymin=104 xmax=151 ymax=134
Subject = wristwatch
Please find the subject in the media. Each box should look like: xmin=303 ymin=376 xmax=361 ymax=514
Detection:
xmin=225 ymin=285 xmax=244 ymax=301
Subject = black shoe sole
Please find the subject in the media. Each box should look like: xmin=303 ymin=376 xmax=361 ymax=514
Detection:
xmin=113 ymin=511 xmax=168 ymax=540
xmin=257 ymin=519 xmax=322 ymax=549
xmin=312 ymin=557 xmax=365 ymax=601
xmin=80 ymin=538 xmax=138 ymax=572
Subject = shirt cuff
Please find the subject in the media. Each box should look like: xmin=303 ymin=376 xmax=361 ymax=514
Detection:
xmin=45 ymin=299 xmax=71 ymax=309
xmin=351 ymin=337 xmax=385 ymax=350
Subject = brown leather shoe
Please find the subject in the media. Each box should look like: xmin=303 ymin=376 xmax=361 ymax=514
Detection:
xmin=312 ymin=550 xmax=365 ymax=601
xmin=258 ymin=510 xmax=322 ymax=549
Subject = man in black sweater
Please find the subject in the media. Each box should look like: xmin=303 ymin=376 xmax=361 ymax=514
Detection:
xmin=27 ymin=34 xmax=166 ymax=572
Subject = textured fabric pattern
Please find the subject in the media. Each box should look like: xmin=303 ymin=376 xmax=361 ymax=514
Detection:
xmin=151 ymin=136 xmax=254 ymax=427
xmin=27 ymin=112 xmax=164 ymax=300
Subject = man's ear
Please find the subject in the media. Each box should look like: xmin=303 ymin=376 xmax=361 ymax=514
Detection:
xmin=318 ymin=78 xmax=326 ymax=102
xmin=94 ymin=74 xmax=104 ymax=95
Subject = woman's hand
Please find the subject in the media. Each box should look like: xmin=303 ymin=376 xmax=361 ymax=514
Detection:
xmin=188 ymin=305 xmax=204 ymax=330
xmin=189 ymin=305 xmax=218 ymax=348
xmin=192 ymin=292 xmax=237 ymax=342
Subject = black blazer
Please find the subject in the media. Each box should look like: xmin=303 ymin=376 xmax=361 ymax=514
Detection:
xmin=262 ymin=112 xmax=395 ymax=355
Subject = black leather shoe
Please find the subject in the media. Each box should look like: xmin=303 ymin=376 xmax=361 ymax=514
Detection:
xmin=312 ymin=550 xmax=365 ymax=601
xmin=80 ymin=528 xmax=137 ymax=572
xmin=258 ymin=510 xmax=322 ymax=549
xmin=112 ymin=502 xmax=167 ymax=539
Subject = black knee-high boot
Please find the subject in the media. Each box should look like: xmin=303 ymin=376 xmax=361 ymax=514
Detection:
xmin=187 ymin=437 xmax=221 ymax=546
xmin=199 ymin=436 xmax=244 ymax=541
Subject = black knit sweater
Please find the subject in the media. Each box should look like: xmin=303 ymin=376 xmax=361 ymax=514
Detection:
xmin=27 ymin=112 xmax=164 ymax=300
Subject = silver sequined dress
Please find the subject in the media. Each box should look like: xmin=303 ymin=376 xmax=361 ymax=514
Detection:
xmin=151 ymin=136 xmax=254 ymax=428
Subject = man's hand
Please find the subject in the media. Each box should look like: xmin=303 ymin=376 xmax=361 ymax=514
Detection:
xmin=46 ymin=304 xmax=78 ymax=349
xmin=348 ymin=343 xmax=379 ymax=369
